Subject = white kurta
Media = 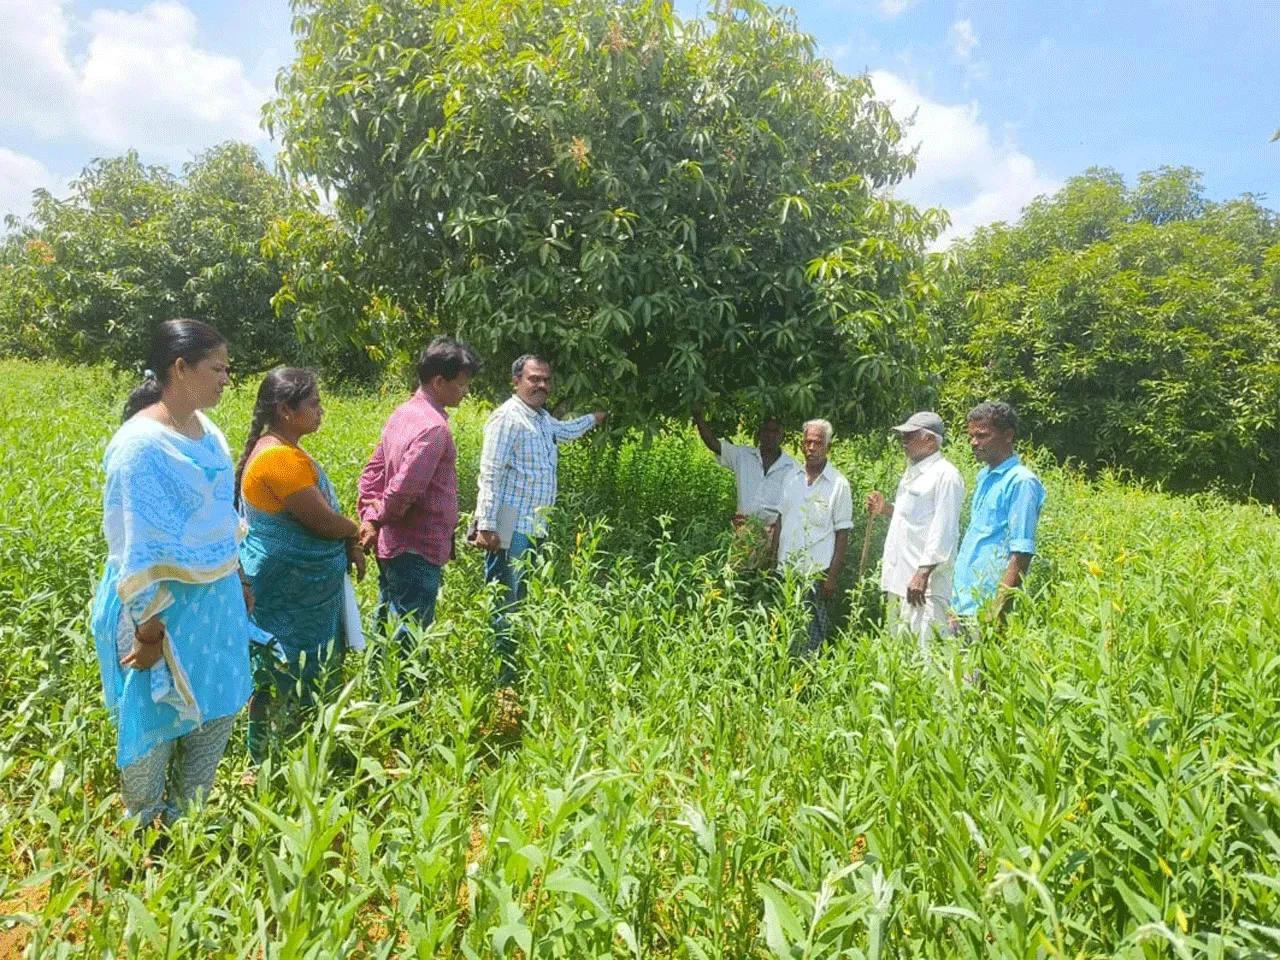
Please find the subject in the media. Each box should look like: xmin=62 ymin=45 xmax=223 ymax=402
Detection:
xmin=879 ymin=451 xmax=964 ymax=601
xmin=769 ymin=463 xmax=854 ymax=576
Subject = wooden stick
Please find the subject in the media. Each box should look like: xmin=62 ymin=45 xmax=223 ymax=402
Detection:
xmin=857 ymin=508 xmax=877 ymax=581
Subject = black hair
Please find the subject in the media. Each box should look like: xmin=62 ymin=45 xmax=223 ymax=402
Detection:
xmin=417 ymin=336 xmax=483 ymax=385
xmin=234 ymin=367 xmax=320 ymax=508
xmin=511 ymin=354 xmax=551 ymax=380
xmin=122 ymin=318 xmax=227 ymax=422
xmin=966 ymin=400 xmax=1019 ymax=436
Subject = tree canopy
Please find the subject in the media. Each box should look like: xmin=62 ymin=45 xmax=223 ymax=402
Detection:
xmin=938 ymin=166 xmax=1280 ymax=500
xmin=268 ymin=0 xmax=947 ymax=430
xmin=0 ymin=143 xmax=318 ymax=374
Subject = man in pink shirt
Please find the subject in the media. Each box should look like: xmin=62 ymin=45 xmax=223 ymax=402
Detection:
xmin=357 ymin=337 xmax=482 ymax=664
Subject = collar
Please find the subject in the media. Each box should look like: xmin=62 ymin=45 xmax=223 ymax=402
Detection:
xmin=413 ymin=388 xmax=448 ymax=418
xmin=906 ymin=450 xmax=943 ymax=475
xmin=989 ymin=454 xmax=1020 ymax=474
xmin=804 ymin=461 xmax=837 ymax=485
xmin=511 ymin=395 xmax=547 ymax=418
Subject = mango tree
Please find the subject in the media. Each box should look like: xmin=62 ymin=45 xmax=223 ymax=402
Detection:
xmin=269 ymin=0 xmax=947 ymax=431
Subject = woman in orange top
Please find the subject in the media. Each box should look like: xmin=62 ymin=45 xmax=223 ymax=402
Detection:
xmin=236 ymin=368 xmax=364 ymax=763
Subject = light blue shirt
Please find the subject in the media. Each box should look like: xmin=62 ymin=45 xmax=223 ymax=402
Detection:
xmin=475 ymin=396 xmax=597 ymax=538
xmin=951 ymin=455 xmax=1046 ymax=617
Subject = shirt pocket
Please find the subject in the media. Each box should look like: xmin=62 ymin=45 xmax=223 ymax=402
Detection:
xmin=803 ymin=492 xmax=833 ymax=531
xmin=898 ymin=480 xmax=933 ymax=523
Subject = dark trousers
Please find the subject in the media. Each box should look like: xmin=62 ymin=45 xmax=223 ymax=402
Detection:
xmin=375 ymin=552 xmax=442 ymax=672
xmin=483 ymin=531 xmax=539 ymax=686
xmin=789 ymin=587 xmax=831 ymax=658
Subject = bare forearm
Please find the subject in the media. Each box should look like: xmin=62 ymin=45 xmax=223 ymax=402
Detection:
xmin=994 ymin=552 xmax=1033 ymax=619
xmin=693 ymin=419 xmax=721 ymax=456
xmin=311 ymin=512 xmax=360 ymax=541
xmin=827 ymin=529 xmax=850 ymax=581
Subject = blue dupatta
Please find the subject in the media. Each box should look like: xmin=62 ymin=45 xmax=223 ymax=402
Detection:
xmin=91 ymin=412 xmax=268 ymax=767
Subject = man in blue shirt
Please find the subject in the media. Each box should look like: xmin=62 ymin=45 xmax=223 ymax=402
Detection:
xmin=951 ymin=401 xmax=1046 ymax=627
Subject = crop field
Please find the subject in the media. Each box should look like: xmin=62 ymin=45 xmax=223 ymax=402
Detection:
xmin=2 ymin=358 xmax=1280 ymax=958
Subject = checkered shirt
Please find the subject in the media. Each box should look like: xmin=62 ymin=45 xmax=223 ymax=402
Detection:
xmin=357 ymin=389 xmax=458 ymax=566
xmin=475 ymin=396 xmax=597 ymax=538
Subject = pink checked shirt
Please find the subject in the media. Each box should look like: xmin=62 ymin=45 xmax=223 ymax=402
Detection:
xmin=357 ymin=389 xmax=458 ymax=566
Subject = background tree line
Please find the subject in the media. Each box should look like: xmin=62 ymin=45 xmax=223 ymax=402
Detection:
xmin=1 ymin=0 xmax=1277 ymax=501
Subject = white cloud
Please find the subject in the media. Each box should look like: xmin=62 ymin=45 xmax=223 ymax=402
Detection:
xmin=0 ymin=0 xmax=78 ymax=134
xmin=0 ymin=149 xmax=64 ymax=222
xmin=78 ymin=2 xmax=269 ymax=154
xmin=871 ymin=70 xmax=1059 ymax=243
xmin=0 ymin=0 xmax=269 ymax=159
xmin=950 ymin=19 xmax=978 ymax=61
xmin=879 ymin=0 xmax=920 ymax=17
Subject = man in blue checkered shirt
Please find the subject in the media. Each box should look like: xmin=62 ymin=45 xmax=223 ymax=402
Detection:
xmin=472 ymin=354 xmax=606 ymax=685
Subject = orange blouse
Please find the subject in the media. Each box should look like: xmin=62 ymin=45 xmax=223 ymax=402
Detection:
xmin=241 ymin=444 xmax=318 ymax=513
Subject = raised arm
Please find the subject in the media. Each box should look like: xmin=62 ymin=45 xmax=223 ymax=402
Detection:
xmin=550 ymin=411 xmax=603 ymax=443
xmin=691 ymin=405 xmax=722 ymax=457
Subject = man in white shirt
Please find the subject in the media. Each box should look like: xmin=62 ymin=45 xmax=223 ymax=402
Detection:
xmin=765 ymin=419 xmax=854 ymax=657
xmin=866 ymin=411 xmax=964 ymax=655
xmin=691 ymin=407 xmax=799 ymax=524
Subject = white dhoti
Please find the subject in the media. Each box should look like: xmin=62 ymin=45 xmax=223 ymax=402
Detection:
xmin=886 ymin=592 xmax=950 ymax=658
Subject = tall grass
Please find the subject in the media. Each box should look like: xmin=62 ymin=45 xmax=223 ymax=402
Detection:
xmin=2 ymin=359 xmax=1279 ymax=958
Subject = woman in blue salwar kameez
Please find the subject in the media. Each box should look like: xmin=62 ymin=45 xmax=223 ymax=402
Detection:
xmin=91 ymin=319 xmax=270 ymax=826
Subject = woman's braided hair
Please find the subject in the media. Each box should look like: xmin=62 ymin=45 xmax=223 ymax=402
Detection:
xmin=234 ymin=367 xmax=319 ymax=508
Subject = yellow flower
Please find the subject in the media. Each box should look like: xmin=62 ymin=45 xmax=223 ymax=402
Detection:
xmin=1086 ymin=560 xmax=1103 ymax=577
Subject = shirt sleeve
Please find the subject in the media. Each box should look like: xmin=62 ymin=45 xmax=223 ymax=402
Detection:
xmin=716 ymin=441 xmax=742 ymax=471
xmin=364 ymin=425 xmax=448 ymax=525
xmin=1007 ymin=474 xmax=1046 ymax=555
xmin=475 ymin=411 xmax=518 ymax=530
xmin=550 ymin=413 xmax=597 ymax=443
xmin=357 ymin=441 xmax=386 ymax=524
xmin=918 ymin=468 xmax=965 ymax=567
xmin=831 ymin=476 xmax=854 ymax=532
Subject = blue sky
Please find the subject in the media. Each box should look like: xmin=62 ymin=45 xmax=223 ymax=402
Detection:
xmin=3 ymin=0 xmax=1277 ymax=241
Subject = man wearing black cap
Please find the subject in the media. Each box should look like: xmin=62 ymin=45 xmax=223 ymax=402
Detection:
xmin=866 ymin=411 xmax=964 ymax=655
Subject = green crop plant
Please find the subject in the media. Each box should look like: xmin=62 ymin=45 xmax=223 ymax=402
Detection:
xmin=2 ymin=359 xmax=1279 ymax=957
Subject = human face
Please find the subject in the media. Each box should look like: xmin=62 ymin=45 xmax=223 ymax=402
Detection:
xmin=967 ymin=417 xmax=1014 ymax=466
xmin=801 ymin=426 xmax=830 ymax=470
xmin=286 ymin=389 xmax=324 ymax=437
xmin=432 ymin=370 xmax=473 ymax=409
xmin=756 ymin=418 xmax=783 ymax=454
xmin=175 ymin=344 xmax=230 ymax=410
xmin=513 ymin=360 xmax=552 ymax=410
xmin=899 ymin=428 xmax=938 ymax=464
